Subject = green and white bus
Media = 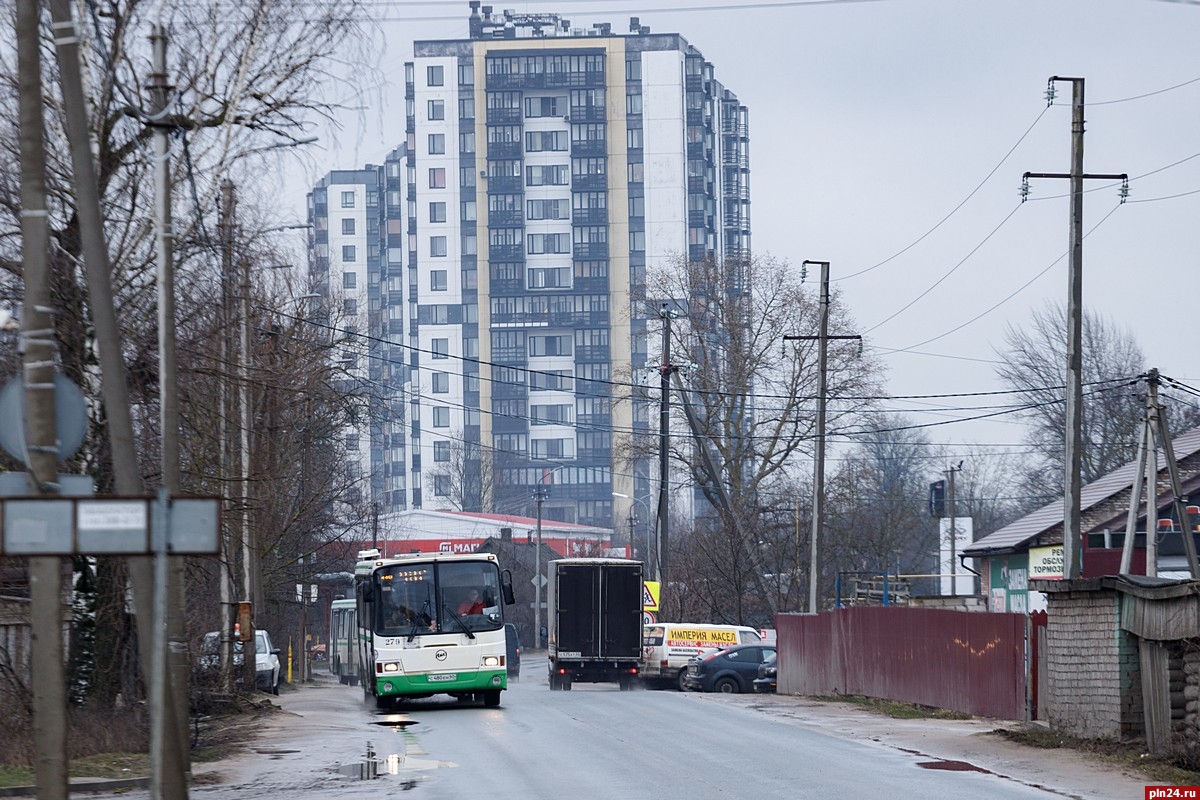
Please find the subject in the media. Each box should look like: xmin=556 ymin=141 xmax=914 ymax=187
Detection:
xmin=354 ymin=549 xmax=515 ymax=709
xmin=328 ymin=596 xmax=358 ymax=685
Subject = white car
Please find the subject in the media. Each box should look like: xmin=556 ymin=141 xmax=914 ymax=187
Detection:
xmin=200 ymin=629 xmax=281 ymax=695
xmin=255 ymin=630 xmax=281 ymax=695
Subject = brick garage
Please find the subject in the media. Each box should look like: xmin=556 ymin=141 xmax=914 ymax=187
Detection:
xmin=1034 ymin=575 xmax=1200 ymax=751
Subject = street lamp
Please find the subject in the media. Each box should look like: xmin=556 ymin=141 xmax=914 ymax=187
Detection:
xmin=612 ymin=492 xmax=651 ymax=564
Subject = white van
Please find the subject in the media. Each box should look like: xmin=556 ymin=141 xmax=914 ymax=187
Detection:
xmin=640 ymin=623 xmax=761 ymax=690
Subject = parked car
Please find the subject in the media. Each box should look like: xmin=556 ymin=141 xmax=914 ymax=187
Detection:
xmin=753 ymin=649 xmax=777 ymax=693
xmin=504 ymin=623 xmax=521 ymax=679
xmin=199 ymin=629 xmax=281 ymax=695
xmin=683 ymin=643 xmax=776 ymax=693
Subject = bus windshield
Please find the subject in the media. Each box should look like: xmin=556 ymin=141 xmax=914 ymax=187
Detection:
xmin=374 ymin=559 xmax=503 ymax=637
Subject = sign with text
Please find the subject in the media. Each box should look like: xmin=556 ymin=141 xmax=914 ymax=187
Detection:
xmin=1 ymin=496 xmax=219 ymax=556
xmin=1029 ymin=545 xmax=1065 ymax=580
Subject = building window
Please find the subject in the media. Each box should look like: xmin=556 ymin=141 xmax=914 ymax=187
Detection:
xmin=340 ymin=191 xmax=355 ymax=208
xmin=430 ymin=236 xmax=447 ymax=257
xmin=527 ymin=266 xmax=571 ymax=290
xmin=432 ymin=407 xmax=451 ymax=428
xmin=525 ymin=130 xmax=568 ymax=152
xmin=430 ymin=269 xmax=448 ymax=291
xmin=458 ymin=98 xmax=475 ymax=119
xmin=529 ymin=334 xmax=571 ymax=357
xmin=459 ymin=131 xmax=475 ymax=153
xmin=627 ymin=128 xmax=643 ymax=149
xmin=429 ymin=168 xmax=446 ymax=189
xmin=433 ymin=440 xmax=451 ymax=462
xmin=526 ymin=198 xmax=570 ymax=220
xmin=428 ymin=99 xmax=444 ymax=120
xmin=342 ymin=245 xmax=357 ymax=262
xmin=342 ymin=272 xmax=357 ymax=289
xmin=434 ymin=474 xmax=451 ymax=496
xmin=461 ymin=200 xmax=477 ymax=222
xmin=527 ymin=233 xmax=570 ymax=255
xmin=461 ymin=234 xmax=477 ymax=256
xmin=431 ymin=372 xmax=449 ymax=393
xmin=343 ymin=299 xmax=357 ymax=316
xmin=427 ymin=65 xmax=444 ymax=86
xmin=431 ymin=338 xmax=449 ymax=359
xmin=526 ymin=165 xmax=569 ymax=186
xmin=341 ymin=218 xmax=356 ymax=235
xmin=625 ymin=59 xmax=641 ymax=81
xmin=428 ymin=133 xmax=445 ymax=154
xmin=524 ymin=95 xmax=567 ymax=118
xmin=457 ymin=63 xmax=474 ymax=86
xmin=429 ymin=202 xmax=447 ymax=223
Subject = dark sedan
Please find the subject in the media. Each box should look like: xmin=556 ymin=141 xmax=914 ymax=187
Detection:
xmin=752 ymin=649 xmax=777 ymax=693
xmin=683 ymin=643 xmax=776 ymax=693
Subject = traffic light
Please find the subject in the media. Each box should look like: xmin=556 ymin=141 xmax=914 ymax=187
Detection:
xmin=929 ymin=480 xmax=945 ymax=518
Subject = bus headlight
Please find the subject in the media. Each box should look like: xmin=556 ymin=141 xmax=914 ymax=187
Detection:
xmin=382 ymin=662 xmax=401 ymax=673
xmin=482 ymin=656 xmax=501 ymax=668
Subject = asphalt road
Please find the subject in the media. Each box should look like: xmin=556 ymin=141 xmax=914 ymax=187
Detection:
xmin=22 ymin=656 xmax=1152 ymax=800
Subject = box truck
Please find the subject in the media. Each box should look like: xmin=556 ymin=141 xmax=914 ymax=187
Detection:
xmin=547 ymin=558 xmax=642 ymax=690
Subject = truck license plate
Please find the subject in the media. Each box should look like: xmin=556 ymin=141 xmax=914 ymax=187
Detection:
xmin=427 ymin=673 xmax=456 ymax=682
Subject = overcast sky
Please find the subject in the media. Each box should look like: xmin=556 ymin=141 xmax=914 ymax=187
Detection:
xmin=283 ymin=0 xmax=1200 ymax=463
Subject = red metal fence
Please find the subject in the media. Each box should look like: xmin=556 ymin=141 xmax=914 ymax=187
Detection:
xmin=777 ymin=606 xmax=1027 ymax=720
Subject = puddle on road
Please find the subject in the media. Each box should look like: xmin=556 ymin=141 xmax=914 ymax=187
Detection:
xmin=371 ymin=713 xmax=417 ymax=729
xmin=916 ymin=760 xmax=991 ymax=773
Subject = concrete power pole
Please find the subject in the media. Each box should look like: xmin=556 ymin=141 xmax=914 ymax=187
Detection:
xmin=783 ymin=261 xmax=860 ymax=614
xmin=655 ymin=305 xmax=673 ymax=586
xmin=146 ymin=24 xmax=192 ymax=799
xmin=1023 ymin=76 xmax=1126 ymax=580
xmin=17 ymin=1 xmax=68 ymax=797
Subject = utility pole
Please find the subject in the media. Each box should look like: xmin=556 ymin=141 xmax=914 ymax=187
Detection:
xmin=533 ymin=485 xmax=546 ymax=649
xmin=1119 ymin=370 xmax=1200 ymax=578
xmin=1022 ymin=76 xmax=1127 ymax=580
xmin=17 ymin=1 xmax=67 ymax=796
xmin=146 ymin=24 xmax=192 ymax=799
xmin=655 ymin=304 xmax=676 ymax=585
xmin=217 ymin=180 xmax=236 ymax=689
xmin=945 ymin=461 xmax=963 ymax=595
xmin=783 ymin=261 xmax=860 ymax=614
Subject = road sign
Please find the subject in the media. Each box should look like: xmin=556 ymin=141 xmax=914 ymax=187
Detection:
xmin=0 ymin=495 xmax=220 ymax=556
xmin=643 ymin=580 xmax=660 ymax=611
xmin=643 ymin=611 xmax=656 ymax=625
xmin=531 ymin=573 xmax=547 ymax=589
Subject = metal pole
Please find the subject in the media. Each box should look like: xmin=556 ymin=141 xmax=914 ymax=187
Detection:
xmin=808 ymin=263 xmax=829 ymax=614
xmin=1063 ymin=77 xmax=1085 ymax=580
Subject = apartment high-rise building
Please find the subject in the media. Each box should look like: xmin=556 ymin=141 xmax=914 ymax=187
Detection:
xmin=311 ymin=5 xmax=750 ymax=534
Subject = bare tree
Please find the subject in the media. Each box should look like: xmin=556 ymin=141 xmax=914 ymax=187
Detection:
xmin=0 ymin=0 xmax=375 ymax=713
xmin=994 ymin=302 xmax=1194 ymax=512
xmin=630 ymin=254 xmax=883 ymax=623
xmin=425 ymin=432 xmax=498 ymax=513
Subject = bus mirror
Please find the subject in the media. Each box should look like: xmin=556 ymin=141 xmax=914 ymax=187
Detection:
xmin=500 ymin=569 xmax=515 ymax=606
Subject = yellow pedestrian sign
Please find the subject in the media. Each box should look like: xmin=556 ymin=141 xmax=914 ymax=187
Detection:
xmin=643 ymin=581 xmax=660 ymax=611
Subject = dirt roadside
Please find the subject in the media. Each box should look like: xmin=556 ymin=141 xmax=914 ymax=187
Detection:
xmin=719 ymin=692 xmax=1161 ymax=800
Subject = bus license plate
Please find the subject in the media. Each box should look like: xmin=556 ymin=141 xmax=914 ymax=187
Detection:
xmin=427 ymin=673 xmax=456 ymax=682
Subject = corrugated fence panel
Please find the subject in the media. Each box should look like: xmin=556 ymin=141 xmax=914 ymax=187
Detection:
xmin=776 ymin=607 xmax=1027 ymax=719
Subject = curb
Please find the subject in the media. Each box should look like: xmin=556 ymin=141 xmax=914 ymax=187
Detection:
xmin=0 ymin=777 xmax=150 ymax=798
